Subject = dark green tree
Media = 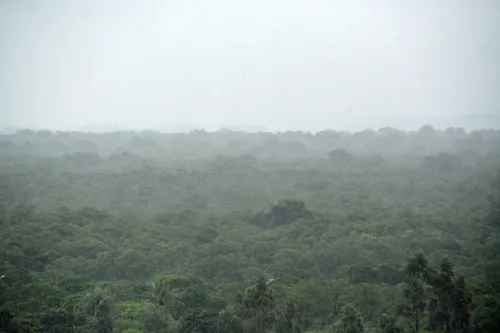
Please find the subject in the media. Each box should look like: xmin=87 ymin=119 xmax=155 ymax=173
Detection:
xmin=254 ymin=200 xmax=312 ymax=228
xmin=339 ymin=303 xmax=364 ymax=333
xmin=431 ymin=257 xmax=456 ymax=332
xmin=276 ymin=300 xmax=301 ymax=333
xmin=379 ymin=313 xmax=403 ymax=333
xmin=178 ymin=309 xmax=220 ymax=333
xmin=242 ymin=277 xmax=275 ymax=333
xmin=404 ymin=252 xmax=429 ymax=333
xmin=218 ymin=305 xmax=244 ymax=333
xmin=74 ymin=287 xmax=115 ymax=333
xmin=471 ymin=274 xmax=500 ymax=333
xmin=452 ymin=275 xmax=471 ymax=333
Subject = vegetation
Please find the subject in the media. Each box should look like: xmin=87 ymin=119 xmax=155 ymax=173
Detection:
xmin=1 ymin=126 xmax=499 ymax=332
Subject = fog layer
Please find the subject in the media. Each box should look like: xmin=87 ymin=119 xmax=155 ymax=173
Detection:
xmin=1 ymin=0 xmax=499 ymax=131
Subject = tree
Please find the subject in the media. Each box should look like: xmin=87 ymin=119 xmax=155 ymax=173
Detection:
xmin=486 ymin=171 xmax=500 ymax=228
xmin=252 ymin=200 xmax=312 ymax=228
xmin=431 ymin=257 xmax=456 ymax=332
xmin=242 ymin=277 xmax=276 ymax=333
xmin=178 ymin=309 xmax=220 ymax=333
xmin=472 ymin=275 xmax=500 ymax=333
xmin=379 ymin=313 xmax=403 ymax=333
xmin=152 ymin=275 xmax=209 ymax=320
xmin=452 ymin=275 xmax=471 ymax=333
xmin=426 ymin=258 xmax=472 ymax=333
xmin=139 ymin=303 xmax=174 ymax=333
xmin=276 ymin=300 xmax=301 ymax=333
xmin=328 ymin=148 xmax=353 ymax=162
xmin=75 ymin=287 xmax=115 ymax=333
xmin=403 ymin=278 xmax=425 ymax=333
xmin=339 ymin=303 xmax=364 ymax=333
xmin=418 ymin=124 xmax=435 ymax=137
xmin=422 ymin=153 xmax=463 ymax=173
xmin=404 ymin=253 xmax=430 ymax=333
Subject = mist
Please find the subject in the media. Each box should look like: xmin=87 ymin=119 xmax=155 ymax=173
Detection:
xmin=1 ymin=0 xmax=499 ymax=132
xmin=3 ymin=2 xmax=500 ymax=330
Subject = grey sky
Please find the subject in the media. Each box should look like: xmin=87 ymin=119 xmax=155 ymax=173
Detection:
xmin=1 ymin=0 xmax=499 ymax=131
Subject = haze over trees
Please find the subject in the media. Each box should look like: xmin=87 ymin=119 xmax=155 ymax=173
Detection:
xmin=2 ymin=0 xmax=499 ymax=331
xmin=1 ymin=126 xmax=499 ymax=333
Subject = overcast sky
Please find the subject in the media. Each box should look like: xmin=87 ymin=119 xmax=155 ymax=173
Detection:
xmin=1 ymin=0 xmax=499 ymax=131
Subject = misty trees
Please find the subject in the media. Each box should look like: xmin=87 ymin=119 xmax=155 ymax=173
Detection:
xmin=429 ymin=259 xmax=472 ymax=333
xmin=470 ymin=171 xmax=500 ymax=333
xmin=472 ymin=272 xmax=500 ymax=333
xmin=1 ymin=128 xmax=500 ymax=332
xmin=485 ymin=171 xmax=500 ymax=228
xmin=453 ymin=276 xmax=472 ymax=333
xmin=64 ymin=151 xmax=102 ymax=168
xmin=242 ymin=277 xmax=276 ymax=333
xmin=178 ymin=309 xmax=220 ymax=333
xmin=403 ymin=252 xmax=429 ymax=333
xmin=152 ymin=275 xmax=211 ymax=320
xmin=422 ymin=152 xmax=463 ymax=173
xmin=402 ymin=253 xmax=472 ymax=333
xmin=339 ymin=303 xmax=364 ymax=333
xmin=276 ymin=300 xmax=301 ymax=333
xmin=428 ymin=258 xmax=455 ymax=332
xmin=379 ymin=313 xmax=403 ymax=333
xmin=251 ymin=199 xmax=312 ymax=228
xmin=75 ymin=287 xmax=115 ymax=333
xmin=418 ymin=124 xmax=436 ymax=138
xmin=328 ymin=148 xmax=353 ymax=162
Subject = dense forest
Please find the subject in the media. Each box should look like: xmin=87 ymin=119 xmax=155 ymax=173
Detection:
xmin=1 ymin=126 xmax=499 ymax=333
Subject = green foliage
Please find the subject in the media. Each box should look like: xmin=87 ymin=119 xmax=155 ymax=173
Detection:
xmin=152 ymin=275 xmax=211 ymax=319
xmin=241 ymin=277 xmax=276 ymax=333
xmin=339 ymin=303 xmax=364 ymax=333
xmin=379 ymin=313 xmax=403 ymax=333
xmin=178 ymin=309 xmax=219 ymax=333
xmin=471 ymin=263 xmax=500 ymax=333
xmin=403 ymin=253 xmax=430 ymax=333
xmin=276 ymin=300 xmax=301 ymax=333
xmin=74 ymin=287 xmax=115 ymax=333
xmin=1 ymin=128 xmax=499 ymax=332
xmin=251 ymin=200 xmax=312 ymax=228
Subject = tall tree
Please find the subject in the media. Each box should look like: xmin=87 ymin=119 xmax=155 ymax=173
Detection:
xmin=452 ymin=275 xmax=471 ymax=333
xmin=242 ymin=277 xmax=275 ymax=333
xmin=404 ymin=252 xmax=429 ymax=333
xmin=75 ymin=287 xmax=115 ymax=333
xmin=277 ymin=300 xmax=301 ymax=333
xmin=339 ymin=303 xmax=364 ymax=333
xmin=432 ymin=257 xmax=456 ymax=332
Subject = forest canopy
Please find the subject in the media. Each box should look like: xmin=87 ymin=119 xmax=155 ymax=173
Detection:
xmin=1 ymin=126 xmax=499 ymax=333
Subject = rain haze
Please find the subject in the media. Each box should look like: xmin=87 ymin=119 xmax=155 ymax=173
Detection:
xmin=3 ymin=3 xmax=500 ymax=331
xmin=1 ymin=0 xmax=499 ymax=132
